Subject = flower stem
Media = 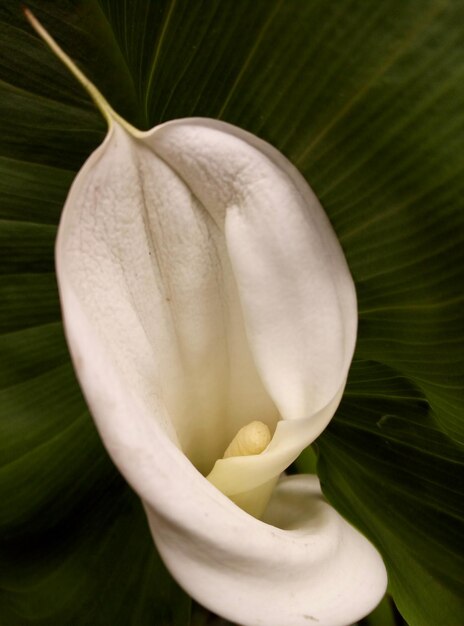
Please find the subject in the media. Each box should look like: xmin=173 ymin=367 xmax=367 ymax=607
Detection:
xmin=23 ymin=7 xmax=140 ymax=136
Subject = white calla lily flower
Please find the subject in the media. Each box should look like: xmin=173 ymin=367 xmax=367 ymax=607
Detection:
xmin=27 ymin=11 xmax=387 ymax=626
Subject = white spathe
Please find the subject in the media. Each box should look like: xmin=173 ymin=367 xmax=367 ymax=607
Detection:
xmin=26 ymin=11 xmax=387 ymax=625
xmin=56 ymin=118 xmax=387 ymax=626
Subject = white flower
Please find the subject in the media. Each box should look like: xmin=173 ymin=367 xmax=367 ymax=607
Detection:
xmin=28 ymin=11 xmax=387 ymax=626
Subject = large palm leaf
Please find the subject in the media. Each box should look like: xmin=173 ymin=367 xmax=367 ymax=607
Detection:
xmin=0 ymin=1 xmax=463 ymax=624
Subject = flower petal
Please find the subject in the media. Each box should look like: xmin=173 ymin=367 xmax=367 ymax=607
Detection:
xmin=149 ymin=119 xmax=357 ymax=420
xmin=56 ymin=290 xmax=386 ymax=625
xmin=147 ymin=119 xmax=356 ymax=507
xmin=57 ymin=121 xmax=281 ymax=475
xmin=150 ymin=474 xmax=387 ymax=626
xmin=58 ymin=117 xmax=356 ymax=514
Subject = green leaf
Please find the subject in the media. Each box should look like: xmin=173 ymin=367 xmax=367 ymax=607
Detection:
xmin=0 ymin=0 xmax=463 ymax=625
xmin=317 ymin=361 xmax=463 ymax=626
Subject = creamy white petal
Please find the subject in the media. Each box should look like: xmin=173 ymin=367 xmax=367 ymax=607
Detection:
xmin=57 ymin=122 xmax=281 ymax=475
xmin=151 ymin=474 xmax=387 ymax=626
xmin=57 ymin=287 xmax=386 ymax=626
xmin=148 ymin=119 xmax=356 ymax=419
xmin=147 ymin=119 xmax=356 ymax=506
xmin=55 ymin=117 xmax=385 ymax=625
xmin=58 ymin=117 xmax=356 ymax=496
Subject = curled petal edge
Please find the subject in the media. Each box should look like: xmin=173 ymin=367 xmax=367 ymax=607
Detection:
xmin=58 ymin=284 xmax=387 ymax=626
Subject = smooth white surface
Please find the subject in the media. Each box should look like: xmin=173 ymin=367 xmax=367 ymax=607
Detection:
xmin=56 ymin=117 xmax=386 ymax=625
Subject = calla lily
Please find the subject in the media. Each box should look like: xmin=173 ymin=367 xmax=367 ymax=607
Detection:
xmin=27 ymin=11 xmax=387 ymax=626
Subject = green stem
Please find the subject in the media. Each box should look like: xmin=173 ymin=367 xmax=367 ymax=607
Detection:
xmin=23 ymin=7 xmax=141 ymax=136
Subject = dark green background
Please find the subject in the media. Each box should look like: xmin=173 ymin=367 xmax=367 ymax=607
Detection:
xmin=0 ymin=1 xmax=463 ymax=624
